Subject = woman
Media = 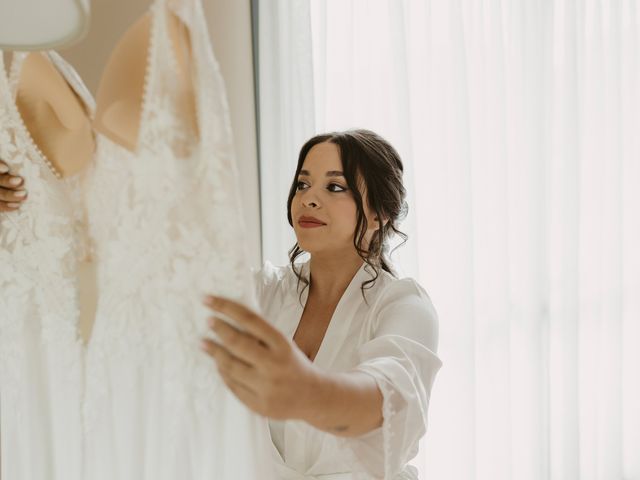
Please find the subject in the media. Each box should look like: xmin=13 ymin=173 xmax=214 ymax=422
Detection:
xmin=199 ymin=129 xmax=442 ymax=479
xmin=0 ymin=129 xmax=442 ymax=479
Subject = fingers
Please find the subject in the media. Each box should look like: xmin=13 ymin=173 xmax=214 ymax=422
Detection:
xmin=203 ymin=296 xmax=285 ymax=350
xmin=200 ymin=335 xmax=267 ymax=415
xmin=0 ymin=183 xmax=27 ymax=202
xmin=221 ymin=374 xmax=264 ymax=415
xmin=208 ymin=317 xmax=269 ymax=366
xmin=0 ymin=161 xmax=27 ymax=212
xmin=200 ymin=338 xmax=259 ymax=387
xmin=0 ymin=200 xmax=23 ymax=212
xmin=223 ymin=375 xmax=257 ymax=401
xmin=0 ymin=183 xmax=28 ymax=211
xmin=0 ymin=174 xmax=25 ymax=189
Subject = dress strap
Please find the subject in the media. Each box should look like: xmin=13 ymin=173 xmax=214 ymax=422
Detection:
xmin=0 ymin=50 xmax=10 ymax=104
xmin=48 ymin=51 xmax=96 ymax=116
xmin=0 ymin=51 xmax=37 ymax=174
xmin=167 ymin=0 xmax=197 ymax=26
xmin=0 ymin=51 xmax=27 ymax=100
xmin=138 ymin=0 xmax=199 ymax=151
xmin=138 ymin=0 xmax=176 ymax=137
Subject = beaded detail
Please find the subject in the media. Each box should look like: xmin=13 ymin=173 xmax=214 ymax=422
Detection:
xmin=6 ymin=52 xmax=64 ymax=179
xmin=26 ymin=132 xmax=63 ymax=179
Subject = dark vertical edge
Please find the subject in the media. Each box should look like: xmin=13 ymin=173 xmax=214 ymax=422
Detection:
xmin=250 ymin=0 xmax=264 ymax=264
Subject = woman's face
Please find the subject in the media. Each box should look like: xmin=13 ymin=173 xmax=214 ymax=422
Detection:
xmin=290 ymin=141 xmax=377 ymax=256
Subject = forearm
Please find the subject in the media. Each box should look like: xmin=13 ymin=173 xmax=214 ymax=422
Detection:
xmin=300 ymin=370 xmax=383 ymax=438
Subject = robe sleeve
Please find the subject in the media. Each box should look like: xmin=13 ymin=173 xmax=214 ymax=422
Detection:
xmin=339 ymin=278 xmax=442 ymax=479
xmin=250 ymin=261 xmax=284 ymax=316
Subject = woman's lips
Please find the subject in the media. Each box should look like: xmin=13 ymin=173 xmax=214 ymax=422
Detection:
xmin=298 ymin=216 xmax=326 ymax=228
xmin=299 ymin=221 xmax=325 ymax=228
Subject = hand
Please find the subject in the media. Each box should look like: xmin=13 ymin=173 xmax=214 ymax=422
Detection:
xmin=0 ymin=159 xmax=28 ymax=212
xmin=200 ymin=295 xmax=323 ymax=421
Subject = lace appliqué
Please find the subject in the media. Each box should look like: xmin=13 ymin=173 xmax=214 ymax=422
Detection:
xmin=82 ymin=0 xmax=251 ymax=438
xmin=0 ymin=53 xmax=87 ymax=415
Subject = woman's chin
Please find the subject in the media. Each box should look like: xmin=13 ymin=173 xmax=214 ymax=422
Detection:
xmin=294 ymin=230 xmax=321 ymax=249
xmin=294 ymin=231 xmax=352 ymax=257
xmin=295 ymin=239 xmax=318 ymax=254
xmin=295 ymin=237 xmax=331 ymax=256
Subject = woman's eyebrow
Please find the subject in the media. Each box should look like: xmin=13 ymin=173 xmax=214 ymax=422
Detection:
xmin=299 ymin=169 xmax=344 ymax=177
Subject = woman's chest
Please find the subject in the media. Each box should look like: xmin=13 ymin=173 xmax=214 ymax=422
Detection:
xmin=266 ymin=293 xmax=374 ymax=371
xmin=292 ymin=298 xmax=338 ymax=361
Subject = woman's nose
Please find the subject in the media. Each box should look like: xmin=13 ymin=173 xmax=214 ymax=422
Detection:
xmin=302 ymin=190 xmax=321 ymax=208
xmin=303 ymin=197 xmax=319 ymax=208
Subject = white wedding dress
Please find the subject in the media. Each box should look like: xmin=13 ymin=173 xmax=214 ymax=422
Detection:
xmin=82 ymin=0 xmax=273 ymax=478
xmin=0 ymin=49 xmax=92 ymax=480
xmin=0 ymin=1 xmax=274 ymax=479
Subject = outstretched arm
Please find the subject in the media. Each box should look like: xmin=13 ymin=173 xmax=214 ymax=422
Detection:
xmin=200 ymin=295 xmax=383 ymax=438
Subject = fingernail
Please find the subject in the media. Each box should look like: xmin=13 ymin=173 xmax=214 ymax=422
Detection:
xmin=7 ymin=203 xmax=20 ymax=208
xmin=207 ymin=317 xmax=216 ymax=328
xmin=9 ymin=177 xmax=22 ymax=186
xmin=0 ymin=165 xmax=8 ymax=173
xmin=203 ymin=295 xmax=219 ymax=307
xmin=14 ymin=190 xmax=27 ymax=198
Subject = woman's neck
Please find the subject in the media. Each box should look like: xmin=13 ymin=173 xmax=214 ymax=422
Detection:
xmin=308 ymin=251 xmax=364 ymax=303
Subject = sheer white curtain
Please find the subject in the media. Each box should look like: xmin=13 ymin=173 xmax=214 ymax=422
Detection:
xmin=259 ymin=1 xmax=640 ymax=479
xmin=257 ymin=0 xmax=316 ymax=265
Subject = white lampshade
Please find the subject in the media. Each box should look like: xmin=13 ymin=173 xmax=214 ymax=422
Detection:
xmin=0 ymin=0 xmax=90 ymax=50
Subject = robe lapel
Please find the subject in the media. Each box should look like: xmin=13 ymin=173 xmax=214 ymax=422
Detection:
xmin=311 ymin=262 xmax=371 ymax=370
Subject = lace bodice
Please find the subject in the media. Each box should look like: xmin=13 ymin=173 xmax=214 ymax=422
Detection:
xmin=83 ymin=0 xmax=252 ymax=418
xmin=0 ymin=50 xmax=90 ymax=392
xmin=0 ymin=50 xmax=92 ymax=480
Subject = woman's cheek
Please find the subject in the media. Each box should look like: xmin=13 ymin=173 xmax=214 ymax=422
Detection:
xmin=290 ymin=199 xmax=302 ymax=220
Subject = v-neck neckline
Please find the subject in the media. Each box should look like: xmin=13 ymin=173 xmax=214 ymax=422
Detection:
xmin=292 ymin=259 xmax=368 ymax=367
xmin=1 ymin=51 xmax=93 ymax=182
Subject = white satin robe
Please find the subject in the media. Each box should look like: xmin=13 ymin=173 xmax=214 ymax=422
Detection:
xmin=253 ymin=260 xmax=442 ymax=480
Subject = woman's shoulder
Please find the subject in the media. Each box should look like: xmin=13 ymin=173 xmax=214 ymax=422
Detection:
xmin=379 ymin=275 xmax=434 ymax=311
xmin=368 ymin=272 xmax=439 ymax=350
xmin=251 ymin=260 xmax=302 ymax=311
xmin=251 ymin=260 xmax=285 ymax=282
xmin=251 ymin=260 xmax=299 ymax=289
xmin=367 ymin=268 xmax=434 ymax=312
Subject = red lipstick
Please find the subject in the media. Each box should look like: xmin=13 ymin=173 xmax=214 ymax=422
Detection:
xmin=298 ymin=215 xmax=326 ymax=228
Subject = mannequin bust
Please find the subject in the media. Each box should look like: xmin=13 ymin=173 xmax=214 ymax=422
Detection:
xmin=93 ymin=10 xmax=198 ymax=152
xmin=0 ymin=0 xmax=90 ymax=51
xmin=14 ymin=52 xmax=95 ymax=177
xmin=1 ymin=0 xmax=93 ymax=177
xmin=7 ymin=4 xmax=197 ymax=177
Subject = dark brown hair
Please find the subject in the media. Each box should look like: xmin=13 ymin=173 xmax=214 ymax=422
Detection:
xmin=286 ymin=129 xmax=408 ymax=299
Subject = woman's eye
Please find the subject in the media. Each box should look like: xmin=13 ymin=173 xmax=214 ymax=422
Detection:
xmin=327 ymin=183 xmax=347 ymax=193
xmin=296 ymin=181 xmax=309 ymax=191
